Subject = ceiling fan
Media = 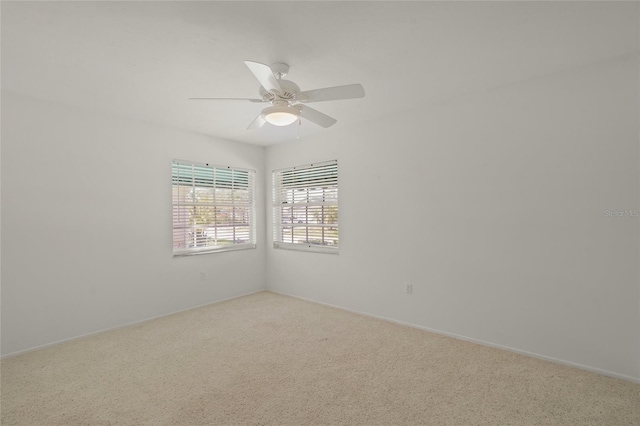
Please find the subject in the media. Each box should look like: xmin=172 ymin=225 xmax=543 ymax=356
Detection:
xmin=190 ymin=61 xmax=365 ymax=129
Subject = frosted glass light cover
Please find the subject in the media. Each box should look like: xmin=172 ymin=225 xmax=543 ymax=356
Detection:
xmin=265 ymin=111 xmax=298 ymax=126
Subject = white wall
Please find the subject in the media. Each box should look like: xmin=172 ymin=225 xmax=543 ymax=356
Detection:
xmin=1 ymin=92 xmax=266 ymax=356
xmin=265 ymin=55 xmax=640 ymax=381
xmin=2 ymin=54 xmax=638 ymax=382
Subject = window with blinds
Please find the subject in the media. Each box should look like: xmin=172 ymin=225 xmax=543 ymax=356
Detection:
xmin=272 ymin=160 xmax=338 ymax=253
xmin=172 ymin=160 xmax=256 ymax=255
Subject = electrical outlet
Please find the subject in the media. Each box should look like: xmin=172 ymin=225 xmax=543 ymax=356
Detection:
xmin=404 ymin=283 xmax=413 ymax=294
xmin=200 ymin=272 xmax=206 ymax=281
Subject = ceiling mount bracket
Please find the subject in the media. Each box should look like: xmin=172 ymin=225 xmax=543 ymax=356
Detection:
xmin=270 ymin=62 xmax=289 ymax=79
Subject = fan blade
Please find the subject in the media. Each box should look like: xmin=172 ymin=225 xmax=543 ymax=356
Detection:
xmin=244 ymin=61 xmax=282 ymax=94
xmin=189 ymin=97 xmax=264 ymax=103
xmin=295 ymin=105 xmax=337 ymax=128
xmin=298 ymin=83 xmax=365 ymax=103
xmin=247 ymin=114 xmax=266 ymax=130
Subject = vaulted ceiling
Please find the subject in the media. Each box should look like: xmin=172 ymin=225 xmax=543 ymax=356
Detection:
xmin=2 ymin=1 xmax=638 ymax=146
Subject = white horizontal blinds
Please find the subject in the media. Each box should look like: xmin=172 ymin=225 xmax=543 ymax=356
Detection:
xmin=172 ymin=161 xmax=255 ymax=255
xmin=273 ymin=160 xmax=338 ymax=248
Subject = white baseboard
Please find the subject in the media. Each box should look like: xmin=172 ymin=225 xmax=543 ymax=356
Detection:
xmin=1 ymin=289 xmax=265 ymax=359
xmin=268 ymin=290 xmax=640 ymax=385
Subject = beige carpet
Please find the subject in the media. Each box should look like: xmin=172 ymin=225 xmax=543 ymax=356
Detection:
xmin=1 ymin=291 xmax=639 ymax=425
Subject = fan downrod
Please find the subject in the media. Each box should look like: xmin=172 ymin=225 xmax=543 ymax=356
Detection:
xmin=270 ymin=62 xmax=289 ymax=79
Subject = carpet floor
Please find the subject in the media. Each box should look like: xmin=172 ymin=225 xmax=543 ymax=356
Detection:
xmin=1 ymin=291 xmax=639 ymax=425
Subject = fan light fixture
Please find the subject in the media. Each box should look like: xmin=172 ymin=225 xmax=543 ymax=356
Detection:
xmin=262 ymin=105 xmax=298 ymax=126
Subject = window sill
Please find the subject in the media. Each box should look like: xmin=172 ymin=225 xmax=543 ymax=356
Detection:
xmin=273 ymin=242 xmax=339 ymax=254
xmin=173 ymin=244 xmax=256 ymax=257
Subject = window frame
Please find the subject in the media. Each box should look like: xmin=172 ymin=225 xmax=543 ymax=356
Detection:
xmin=172 ymin=159 xmax=256 ymax=256
xmin=272 ymin=160 xmax=339 ymax=254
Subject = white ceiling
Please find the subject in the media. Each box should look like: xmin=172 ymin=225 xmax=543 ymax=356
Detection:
xmin=2 ymin=1 xmax=638 ymax=146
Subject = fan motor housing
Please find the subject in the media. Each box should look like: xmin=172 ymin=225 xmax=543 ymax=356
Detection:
xmin=260 ymin=79 xmax=300 ymax=102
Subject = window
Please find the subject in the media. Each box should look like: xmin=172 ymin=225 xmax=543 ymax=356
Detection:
xmin=273 ymin=160 xmax=338 ymax=253
xmin=172 ymin=160 xmax=255 ymax=255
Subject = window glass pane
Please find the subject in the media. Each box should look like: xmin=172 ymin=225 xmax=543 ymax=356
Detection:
xmin=273 ymin=160 xmax=338 ymax=251
xmin=172 ymin=161 xmax=255 ymax=255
